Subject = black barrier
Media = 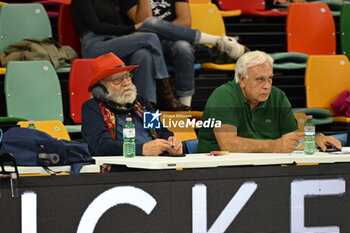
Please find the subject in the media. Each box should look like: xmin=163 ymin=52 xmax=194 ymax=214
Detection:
xmin=0 ymin=164 xmax=350 ymax=233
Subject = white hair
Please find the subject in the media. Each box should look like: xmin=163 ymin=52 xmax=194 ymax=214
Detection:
xmin=234 ymin=50 xmax=274 ymax=83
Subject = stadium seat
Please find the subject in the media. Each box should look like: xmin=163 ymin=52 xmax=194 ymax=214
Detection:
xmin=217 ymin=0 xmax=287 ymax=17
xmin=330 ymin=133 xmax=347 ymax=146
xmin=270 ymin=52 xmax=308 ymax=70
xmin=293 ymin=108 xmax=333 ymax=125
xmin=304 ymin=55 xmax=350 ymax=123
xmin=68 ymin=59 xmax=94 ymax=124
xmin=0 ymin=2 xmax=7 ymax=8
xmin=188 ymin=0 xmax=241 ymax=17
xmin=0 ymin=116 xmax=26 ymax=124
xmin=17 ymin=120 xmax=71 ymax=140
xmin=189 ymin=3 xmax=236 ymax=71
xmin=161 ymin=111 xmax=202 ymax=141
xmin=0 ymin=3 xmax=69 ymax=73
xmin=293 ymin=112 xmax=307 ymax=132
xmin=185 ymin=139 xmax=199 ymax=154
xmin=0 ymin=3 xmax=52 ymax=53
xmin=287 ymin=3 xmax=336 ymax=55
xmin=340 ymin=3 xmax=350 ymax=60
xmin=4 ymin=61 xmax=81 ymax=133
xmin=189 ymin=0 xmax=210 ymax=3
xmin=33 ymin=0 xmax=64 ymax=18
xmin=271 ymin=2 xmax=336 ymax=70
xmin=49 ymin=0 xmax=71 ymax=4
xmin=58 ymin=3 xmax=82 ymax=57
xmin=166 ymin=64 xmax=201 ymax=72
xmin=308 ymin=0 xmax=344 ymax=16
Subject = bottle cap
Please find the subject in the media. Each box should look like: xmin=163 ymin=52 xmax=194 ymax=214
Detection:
xmin=126 ymin=117 xmax=132 ymax=121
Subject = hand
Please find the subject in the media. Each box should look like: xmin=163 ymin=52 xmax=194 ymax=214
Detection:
xmin=315 ymin=134 xmax=342 ymax=152
xmin=292 ymin=0 xmax=307 ymax=3
xmin=142 ymin=139 xmax=172 ymax=156
xmin=134 ymin=22 xmax=143 ymax=30
xmin=166 ymin=136 xmax=183 ymax=155
xmin=274 ymin=131 xmax=304 ymax=153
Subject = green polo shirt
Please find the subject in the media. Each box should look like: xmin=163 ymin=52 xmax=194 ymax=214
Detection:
xmin=196 ymin=80 xmax=298 ymax=153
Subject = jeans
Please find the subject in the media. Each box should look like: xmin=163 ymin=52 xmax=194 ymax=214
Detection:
xmin=137 ymin=17 xmax=201 ymax=44
xmin=162 ymin=40 xmax=195 ymax=97
xmin=128 ymin=48 xmax=157 ymax=103
xmin=80 ymin=31 xmax=169 ymax=103
xmin=138 ymin=17 xmax=201 ymax=97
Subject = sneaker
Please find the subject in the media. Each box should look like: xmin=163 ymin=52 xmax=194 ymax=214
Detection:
xmin=216 ymin=35 xmax=245 ymax=60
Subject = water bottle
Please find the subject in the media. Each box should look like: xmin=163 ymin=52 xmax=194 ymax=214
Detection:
xmin=304 ymin=115 xmax=315 ymax=155
xmin=27 ymin=121 xmax=37 ymax=129
xmin=123 ymin=117 xmax=136 ymax=158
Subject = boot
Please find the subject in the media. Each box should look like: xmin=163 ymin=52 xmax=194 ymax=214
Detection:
xmin=156 ymin=79 xmax=191 ymax=111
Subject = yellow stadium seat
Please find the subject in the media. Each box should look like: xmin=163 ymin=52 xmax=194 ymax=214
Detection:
xmin=293 ymin=112 xmax=307 ymax=132
xmin=161 ymin=111 xmax=202 ymax=141
xmin=17 ymin=120 xmax=71 ymax=140
xmin=305 ymin=55 xmax=350 ymax=123
xmin=189 ymin=3 xmax=237 ymax=71
xmin=189 ymin=0 xmax=210 ymax=3
xmin=0 ymin=2 xmax=7 ymax=8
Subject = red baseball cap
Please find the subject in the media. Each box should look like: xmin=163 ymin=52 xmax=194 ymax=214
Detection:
xmin=88 ymin=53 xmax=138 ymax=91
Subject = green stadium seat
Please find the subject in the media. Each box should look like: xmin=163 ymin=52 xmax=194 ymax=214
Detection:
xmin=0 ymin=3 xmax=52 ymax=53
xmin=340 ymin=3 xmax=350 ymax=60
xmin=4 ymin=61 xmax=80 ymax=133
xmin=0 ymin=3 xmax=70 ymax=73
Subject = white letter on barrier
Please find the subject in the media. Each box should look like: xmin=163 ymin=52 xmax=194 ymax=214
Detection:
xmin=77 ymin=186 xmax=157 ymax=233
xmin=291 ymin=178 xmax=345 ymax=233
xmin=192 ymin=181 xmax=257 ymax=233
xmin=22 ymin=191 xmax=37 ymax=233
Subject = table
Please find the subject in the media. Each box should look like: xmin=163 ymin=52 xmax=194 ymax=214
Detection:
xmin=0 ymin=164 xmax=100 ymax=175
xmin=94 ymin=147 xmax=350 ymax=169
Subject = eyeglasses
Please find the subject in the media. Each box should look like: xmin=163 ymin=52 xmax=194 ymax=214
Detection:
xmin=107 ymin=73 xmax=133 ymax=85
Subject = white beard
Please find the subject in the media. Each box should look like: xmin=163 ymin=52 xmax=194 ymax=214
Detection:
xmin=107 ymin=84 xmax=137 ymax=105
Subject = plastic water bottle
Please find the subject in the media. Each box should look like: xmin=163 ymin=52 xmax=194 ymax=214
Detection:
xmin=304 ymin=115 xmax=315 ymax=155
xmin=123 ymin=117 xmax=136 ymax=158
xmin=27 ymin=121 xmax=37 ymax=129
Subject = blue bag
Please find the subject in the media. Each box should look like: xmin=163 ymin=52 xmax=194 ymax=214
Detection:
xmin=0 ymin=127 xmax=95 ymax=174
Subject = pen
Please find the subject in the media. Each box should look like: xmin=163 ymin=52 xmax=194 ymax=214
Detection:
xmin=295 ymin=140 xmax=304 ymax=149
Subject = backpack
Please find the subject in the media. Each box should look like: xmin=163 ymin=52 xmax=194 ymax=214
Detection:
xmin=0 ymin=127 xmax=95 ymax=174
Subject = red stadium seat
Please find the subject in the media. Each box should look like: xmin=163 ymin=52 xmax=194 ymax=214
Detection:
xmin=33 ymin=0 xmax=64 ymax=18
xmin=68 ymin=59 xmax=94 ymax=124
xmin=58 ymin=3 xmax=81 ymax=57
xmin=217 ymin=0 xmax=287 ymax=17
xmin=51 ymin=0 xmax=71 ymax=3
xmin=287 ymin=3 xmax=336 ymax=55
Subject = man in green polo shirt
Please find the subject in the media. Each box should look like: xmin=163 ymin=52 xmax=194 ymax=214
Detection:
xmin=197 ymin=50 xmax=341 ymax=153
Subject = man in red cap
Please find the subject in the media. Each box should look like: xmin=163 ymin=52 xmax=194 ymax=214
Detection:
xmin=82 ymin=53 xmax=183 ymax=156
